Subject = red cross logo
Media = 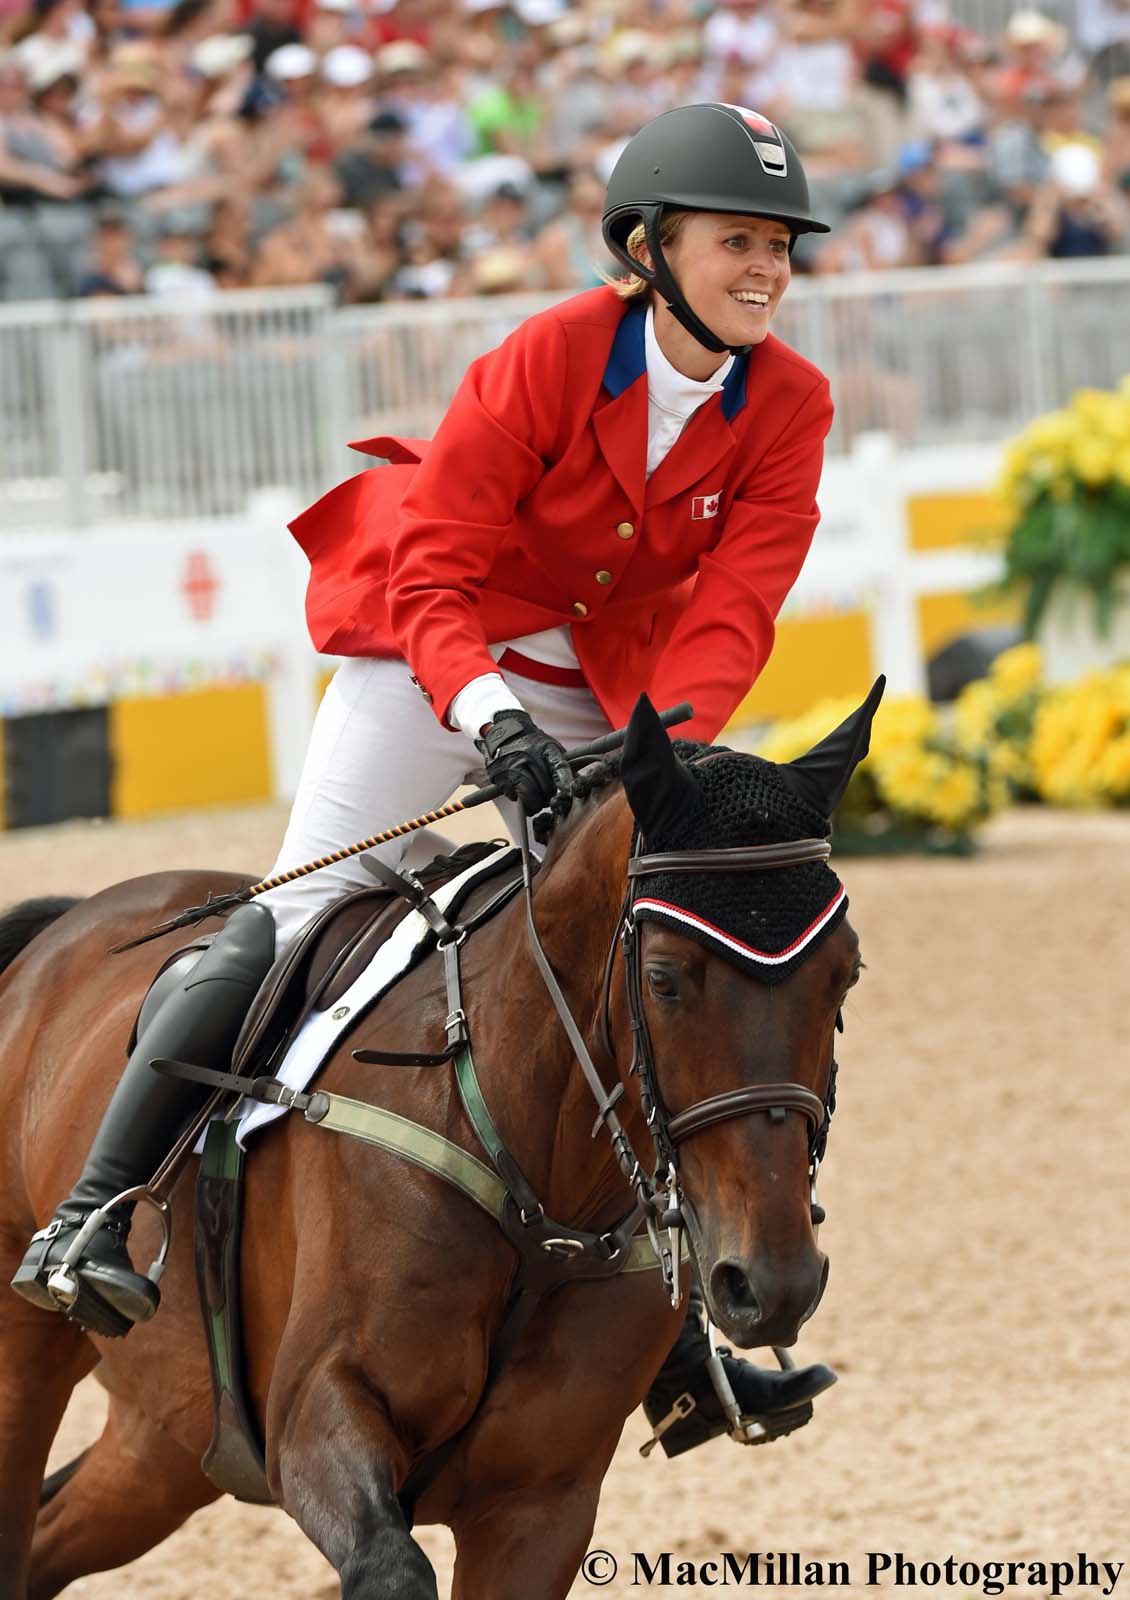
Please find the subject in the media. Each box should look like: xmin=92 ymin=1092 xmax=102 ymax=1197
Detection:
xmin=180 ymin=550 xmax=220 ymax=621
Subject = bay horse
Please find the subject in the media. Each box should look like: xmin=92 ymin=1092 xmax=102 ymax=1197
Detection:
xmin=0 ymin=690 xmax=876 ymax=1599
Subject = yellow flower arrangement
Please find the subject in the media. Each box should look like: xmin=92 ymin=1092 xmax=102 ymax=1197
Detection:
xmin=953 ymin=645 xmax=1130 ymax=808
xmin=1029 ymin=664 xmax=1130 ymax=805
xmin=995 ymin=380 xmax=1130 ymax=636
xmin=953 ymin=643 xmax=1042 ymax=798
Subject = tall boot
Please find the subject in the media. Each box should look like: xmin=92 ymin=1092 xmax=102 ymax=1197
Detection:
xmin=641 ymin=1283 xmax=837 ymax=1458
xmin=11 ymin=903 xmax=276 ymax=1339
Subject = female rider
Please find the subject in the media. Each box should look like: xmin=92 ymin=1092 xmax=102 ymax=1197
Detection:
xmin=14 ymin=102 xmax=838 ymax=1457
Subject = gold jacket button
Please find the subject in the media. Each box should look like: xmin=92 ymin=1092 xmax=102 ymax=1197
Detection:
xmin=594 ymin=569 xmax=613 ymax=585
xmin=572 ymin=600 xmax=589 ymax=617
xmin=616 ymin=521 xmax=634 ymax=539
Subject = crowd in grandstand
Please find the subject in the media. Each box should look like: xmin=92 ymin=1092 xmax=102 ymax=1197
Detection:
xmin=2 ymin=0 xmax=1130 ymax=301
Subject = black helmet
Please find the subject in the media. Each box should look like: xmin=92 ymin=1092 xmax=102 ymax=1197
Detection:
xmin=602 ymin=103 xmax=830 ymax=356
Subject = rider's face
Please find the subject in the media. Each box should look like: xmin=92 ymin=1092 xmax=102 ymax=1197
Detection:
xmin=660 ymin=210 xmax=793 ymax=354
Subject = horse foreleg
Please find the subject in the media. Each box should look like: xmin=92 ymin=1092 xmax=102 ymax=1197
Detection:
xmin=27 ymin=1396 xmax=220 ymax=1600
xmin=449 ymin=1480 xmax=607 ymax=1600
xmin=273 ymin=1360 xmax=438 ymax=1600
xmin=0 ymin=1311 xmax=93 ymax=1600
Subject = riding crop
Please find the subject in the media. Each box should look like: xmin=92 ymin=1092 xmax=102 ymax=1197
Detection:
xmin=110 ymin=701 xmax=694 ymax=953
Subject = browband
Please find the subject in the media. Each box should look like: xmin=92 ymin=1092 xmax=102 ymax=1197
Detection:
xmin=628 ymin=839 xmax=831 ymax=878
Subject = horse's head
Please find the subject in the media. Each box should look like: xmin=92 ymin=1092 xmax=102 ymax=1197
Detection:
xmin=606 ymin=683 xmax=883 ymax=1349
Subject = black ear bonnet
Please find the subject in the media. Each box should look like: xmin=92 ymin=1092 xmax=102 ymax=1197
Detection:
xmin=620 ymin=683 xmax=883 ymax=984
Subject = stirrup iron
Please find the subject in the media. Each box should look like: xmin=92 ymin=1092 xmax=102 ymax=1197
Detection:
xmin=45 ymin=1185 xmax=172 ymax=1311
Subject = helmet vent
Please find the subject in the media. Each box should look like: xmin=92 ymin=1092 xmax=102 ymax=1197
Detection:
xmin=753 ymin=140 xmax=787 ymax=177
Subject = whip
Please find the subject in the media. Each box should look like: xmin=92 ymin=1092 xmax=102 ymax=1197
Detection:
xmin=110 ymin=701 xmax=694 ymax=953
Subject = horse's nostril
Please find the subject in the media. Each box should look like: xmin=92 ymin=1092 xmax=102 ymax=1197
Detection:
xmin=710 ymin=1259 xmax=760 ymax=1319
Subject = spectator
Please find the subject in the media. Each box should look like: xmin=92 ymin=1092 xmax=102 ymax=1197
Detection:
xmin=700 ymin=0 xmax=779 ymax=78
xmin=318 ymin=43 xmax=376 ymax=153
xmin=1020 ymin=140 xmax=1130 ymax=254
xmin=388 ymin=172 xmax=465 ymax=295
xmin=374 ymin=40 xmax=473 ymax=178
xmin=757 ymin=0 xmax=879 ymax=176
xmin=88 ymin=43 xmax=195 ymax=198
xmin=985 ymin=78 xmax=1053 ymax=218
xmin=250 ymin=165 xmax=366 ymax=293
xmin=349 ymin=188 xmax=405 ymax=298
xmin=11 ymin=0 xmax=92 ymax=88
xmin=144 ymin=214 xmax=218 ymax=296
xmin=76 ymin=203 xmax=144 ymax=293
xmin=530 ymin=162 xmax=611 ymax=287
xmin=0 ymin=48 xmax=88 ymax=199
xmin=334 ymin=104 xmax=407 ymax=206
xmin=906 ymin=25 xmax=987 ymax=152
xmin=466 ymin=51 xmax=545 ymax=161
xmin=998 ymin=11 xmax=1073 ymax=103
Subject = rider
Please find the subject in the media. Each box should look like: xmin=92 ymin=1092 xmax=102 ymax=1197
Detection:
xmin=13 ymin=103 xmax=838 ymax=1455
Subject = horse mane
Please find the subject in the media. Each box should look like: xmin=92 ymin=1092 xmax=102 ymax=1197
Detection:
xmin=0 ymin=897 xmax=81 ymax=979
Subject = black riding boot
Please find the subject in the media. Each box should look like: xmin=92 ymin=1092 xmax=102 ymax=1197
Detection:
xmin=11 ymin=903 xmax=276 ymax=1339
xmin=642 ymin=1285 xmax=837 ymax=1458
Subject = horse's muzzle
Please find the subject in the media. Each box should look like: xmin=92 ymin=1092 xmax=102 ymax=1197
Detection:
xmin=706 ymin=1251 xmax=829 ymax=1349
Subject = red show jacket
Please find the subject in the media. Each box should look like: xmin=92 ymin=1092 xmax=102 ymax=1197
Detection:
xmin=291 ymin=286 xmax=833 ymax=743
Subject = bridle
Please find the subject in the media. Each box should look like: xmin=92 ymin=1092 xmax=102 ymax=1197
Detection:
xmin=521 ymin=809 xmax=842 ymax=1308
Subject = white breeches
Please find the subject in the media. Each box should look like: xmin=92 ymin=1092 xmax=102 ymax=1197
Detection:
xmin=260 ymin=658 xmax=612 ymax=954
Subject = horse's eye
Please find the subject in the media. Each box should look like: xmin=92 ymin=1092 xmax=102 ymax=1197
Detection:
xmin=646 ymin=968 xmax=679 ymax=1000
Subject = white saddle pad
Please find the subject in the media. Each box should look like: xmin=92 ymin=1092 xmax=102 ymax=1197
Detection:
xmin=235 ymin=846 xmax=517 ymax=1149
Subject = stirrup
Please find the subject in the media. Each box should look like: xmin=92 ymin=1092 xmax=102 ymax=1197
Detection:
xmin=44 ymin=1186 xmax=172 ymax=1314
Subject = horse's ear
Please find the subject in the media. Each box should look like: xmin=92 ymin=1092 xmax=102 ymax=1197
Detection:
xmin=777 ymin=676 xmax=887 ymax=822
xmin=620 ymin=694 xmax=700 ymax=840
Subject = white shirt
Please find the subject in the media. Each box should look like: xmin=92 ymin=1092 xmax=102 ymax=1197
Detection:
xmin=450 ymin=303 xmax=733 ymax=739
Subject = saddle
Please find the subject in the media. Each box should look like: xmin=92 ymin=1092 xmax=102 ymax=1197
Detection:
xmin=228 ymin=838 xmax=518 ymax=1080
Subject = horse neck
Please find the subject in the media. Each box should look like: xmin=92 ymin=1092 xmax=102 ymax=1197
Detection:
xmin=476 ymin=792 xmax=640 ymax=1228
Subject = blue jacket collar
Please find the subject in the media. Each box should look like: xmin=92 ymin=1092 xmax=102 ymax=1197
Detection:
xmin=602 ymin=302 xmax=749 ymax=422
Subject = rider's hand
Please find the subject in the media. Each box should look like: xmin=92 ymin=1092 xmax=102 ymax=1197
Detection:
xmin=475 ymin=710 xmax=575 ymax=816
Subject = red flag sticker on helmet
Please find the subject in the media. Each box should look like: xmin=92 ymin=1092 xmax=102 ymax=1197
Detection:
xmin=722 ymin=104 xmax=788 ymax=177
xmin=724 ymin=104 xmax=778 ymax=138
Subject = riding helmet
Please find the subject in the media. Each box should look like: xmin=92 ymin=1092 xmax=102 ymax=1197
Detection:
xmin=601 ymin=103 xmax=831 ymax=356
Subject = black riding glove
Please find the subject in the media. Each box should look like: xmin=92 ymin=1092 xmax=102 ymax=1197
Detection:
xmin=475 ymin=710 xmax=575 ymax=816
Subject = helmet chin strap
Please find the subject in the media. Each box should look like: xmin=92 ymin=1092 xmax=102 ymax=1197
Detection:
xmin=611 ymin=205 xmax=751 ymax=359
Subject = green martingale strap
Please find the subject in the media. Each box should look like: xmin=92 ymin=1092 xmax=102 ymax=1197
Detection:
xmin=452 ymin=1042 xmax=512 ymax=1172
xmin=312 ymin=1093 xmax=508 ymax=1221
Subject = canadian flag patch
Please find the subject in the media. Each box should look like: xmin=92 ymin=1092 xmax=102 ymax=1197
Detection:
xmin=691 ymin=493 xmax=721 ymax=520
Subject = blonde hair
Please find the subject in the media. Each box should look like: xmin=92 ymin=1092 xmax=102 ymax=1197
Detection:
xmin=603 ymin=210 xmax=692 ymax=300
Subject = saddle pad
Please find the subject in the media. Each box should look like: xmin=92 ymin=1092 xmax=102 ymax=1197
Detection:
xmin=235 ymin=844 xmax=517 ymax=1149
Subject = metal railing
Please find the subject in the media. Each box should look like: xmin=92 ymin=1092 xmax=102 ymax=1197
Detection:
xmin=3 ymin=259 xmax=1130 ymax=529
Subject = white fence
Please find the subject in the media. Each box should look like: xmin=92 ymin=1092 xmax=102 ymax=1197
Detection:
xmin=3 ymin=258 xmax=1130 ymax=531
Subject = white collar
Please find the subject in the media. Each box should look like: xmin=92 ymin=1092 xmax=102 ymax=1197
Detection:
xmin=644 ymin=302 xmax=734 ymax=418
